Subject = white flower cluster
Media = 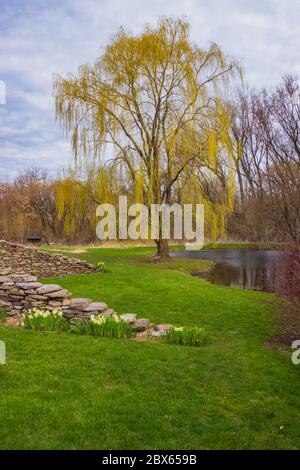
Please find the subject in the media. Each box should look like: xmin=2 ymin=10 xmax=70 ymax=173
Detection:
xmin=173 ymin=326 xmax=205 ymax=333
xmin=96 ymin=261 xmax=105 ymax=271
xmin=173 ymin=327 xmax=184 ymax=332
xmin=24 ymin=308 xmax=63 ymax=319
xmin=90 ymin=313 xmax=121 ymax=325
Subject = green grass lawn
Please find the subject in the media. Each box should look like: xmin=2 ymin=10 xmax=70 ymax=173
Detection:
xmin=0 ymin=246 xmax=299 ymax=450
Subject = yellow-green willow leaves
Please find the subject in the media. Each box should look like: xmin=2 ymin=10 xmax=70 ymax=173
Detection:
xmin=54 ymin=17 xmax=241 ymax=246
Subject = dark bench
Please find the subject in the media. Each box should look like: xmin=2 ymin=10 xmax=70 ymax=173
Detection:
xmin=26 ymin=235 xmax=49 ymax=245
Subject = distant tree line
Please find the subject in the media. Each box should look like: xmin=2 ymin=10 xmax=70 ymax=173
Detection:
xmin=228 ymin=75 xmax=300 ymax=244
xmin=0 ymin=167 xmax=99 ymax=243
xmin=1 ymin=75 xmax=300 ymax=246
xmin=1 ymin=75 xmax=299 ymax=245
xmin=0 ymin=168 xmax=64 ymax=243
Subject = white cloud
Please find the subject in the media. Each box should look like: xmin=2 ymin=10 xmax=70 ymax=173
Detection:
xmin=0 ymin=0 xmax=299 ymax=179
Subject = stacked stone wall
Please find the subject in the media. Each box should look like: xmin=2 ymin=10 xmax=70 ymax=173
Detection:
xmin=0 ymin=240 xmax=170 ymax=336
xmin=0 ymin=240 xmax=97 ymax=278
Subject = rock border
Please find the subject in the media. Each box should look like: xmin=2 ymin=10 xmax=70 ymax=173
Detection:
xmin=0 ymin=274 xmax=171 ymax=338
xmin=0 ymin=240 xmax=98 ymax=278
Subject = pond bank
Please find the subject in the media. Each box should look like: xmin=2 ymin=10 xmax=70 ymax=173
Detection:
xmin=171 ymin=249 xmax=281 ymax=291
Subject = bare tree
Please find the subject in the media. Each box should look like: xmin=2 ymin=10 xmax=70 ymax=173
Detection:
xmin=229 ymin=76 xmax=300 ymax=243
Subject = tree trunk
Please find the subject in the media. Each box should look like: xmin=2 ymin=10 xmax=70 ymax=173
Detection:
xmin=155 ymin=239 xmax=170 ymax=259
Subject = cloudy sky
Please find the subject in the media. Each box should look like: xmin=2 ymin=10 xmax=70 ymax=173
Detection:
xmin=0 ymin=0 xmax=299 ymax=180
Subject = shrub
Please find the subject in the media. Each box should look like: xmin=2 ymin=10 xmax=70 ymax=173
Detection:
xmin=23 ymin=308 xmax=69 ymax=332
xmin=70 ymin=314 xmax=133 ymax=339
xmin=271 ymin=246 xmax=300 ymax=345
xmin=165 ymin=326 xmax=208 ymax=347
xmin=275 ymin=246 xmax=300 ymax=304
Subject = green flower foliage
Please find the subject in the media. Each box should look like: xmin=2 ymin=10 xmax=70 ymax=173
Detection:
xmin=23 ymin=308 xmax=69 ymax=332
xmin=70 ymin=314 xmax=133 ymax=339
xmin=0 ymin=309 xmax=7 ymax=323
xmin=165 ymin=326 xmax=208 ymax=347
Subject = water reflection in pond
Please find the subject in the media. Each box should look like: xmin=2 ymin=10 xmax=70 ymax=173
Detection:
xmin=171 ymin=249 xmax=281 ymax=291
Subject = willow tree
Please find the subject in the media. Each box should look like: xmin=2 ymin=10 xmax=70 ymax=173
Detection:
xmin=54 ymin=17 xmax=240 ymax=257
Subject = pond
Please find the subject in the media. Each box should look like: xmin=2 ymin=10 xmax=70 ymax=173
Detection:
xmin=171 ymin=249 xmax=282 ymax=291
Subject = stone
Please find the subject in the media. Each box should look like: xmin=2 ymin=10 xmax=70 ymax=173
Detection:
xmin=0 ymin=276 xmax=14 ymax=283
xmin=0 ymin=240 xmax=107 ymax=321
xmin=16 ymin=282 xmax=42 ymax=290
xmin=0 ymin=240 xmax=97 ymax=280
xmin=10 ymin=274 xmax=37 ymax=283
xmin=150 ymin=324 xmax=172 ymax=337
xmin=0 ymin=302 xmax=12 ymax=312
xmin=20 ymin=275 xmax=38 ymax=283
xmin=150 ymin=330 xmax=165 ymax=337
xmin=135 ymin=330 xmax=150 ymax=341
xmin=83 ymin=302 xmax=108 ymax=312
xmin=47 ymin=305 xmax=62 ymax=311
xmin=154 ymin=324 xmax=172 ymax=333
xmin=1 ymin=283 xmax=15 ymax=289
xmin=62 ymin=310 xmax=75 ymax=319
xmin=101 ymin=308 xmax=115 ymax=317
xmin=4 ymin=317 xmax=20 ymax=327
xmin=46 ymin=289 xmax=70 ymax=298
xmin=82 ymin=311 xmax=95 ymax=318
xmin=70 ymin=298 xmax=91 ymax=309
xmin=36 ymin=284 xmax=64 ymax=295
xmin=0 ymin=268 xmax=12 ymax=276
xmin=48 ymin=300 xmax=63 ymax=307
xmin=9 ymin=288 xmax=23 ymax=295
xmin=9 ymin=310 xmax=21 ymax=316
xmin=26 ymin=294 xmax=48 ymax=301
xmin=132 ymin=319 xmax=150 ymax=332
xmin=120 ymin=313 xmax=137 ymax=323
